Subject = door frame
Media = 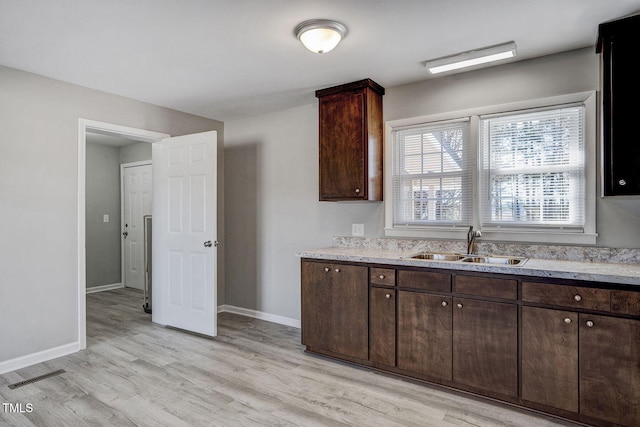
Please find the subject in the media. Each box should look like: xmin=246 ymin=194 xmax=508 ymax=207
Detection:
xmin=78 ymin=118 xmax=169 ymax=349
xmin=120 ymin=160 xmax=152 ymax=290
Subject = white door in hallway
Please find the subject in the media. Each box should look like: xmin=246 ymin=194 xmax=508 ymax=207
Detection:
xmin=152 ymin=131 xmax=218 ymax=337
xmin=122 ymin=163 xmax=152 ymax=290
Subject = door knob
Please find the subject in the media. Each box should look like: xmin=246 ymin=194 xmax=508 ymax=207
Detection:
xmin=204 ymin=241 xmax=213 ymax=247
xmin=122 ymin=231 xmax=128 ymax=238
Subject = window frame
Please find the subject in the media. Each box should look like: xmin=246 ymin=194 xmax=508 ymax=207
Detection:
xmin=384 ymin=91 xmax=597 ymax=245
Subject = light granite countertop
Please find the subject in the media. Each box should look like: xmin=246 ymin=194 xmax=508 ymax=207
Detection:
xmin=297 ymin=246 xmax=640 ymax=287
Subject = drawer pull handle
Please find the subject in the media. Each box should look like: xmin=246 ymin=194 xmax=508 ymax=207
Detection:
xmin=456 ymin=303 xmax=463 ymax=309
xmin=441 ymin=301 xmax=448 ymax=307
xmin=564 ymin=318 xmax=572 ymax=324
xmin=573 ymin=294 xmax=582 ymax=302
xmin=334 ymin=268 xmax=340 ymax=273
xmin=379 ymin=275 xmax=385 ymax=279
xmin=586 ymin=320 xmax=594 ymax=328
xmin=385 ymin=293 xmax=391 ymax=299
xmin=355 ymin=188 xmax=361 ymax=194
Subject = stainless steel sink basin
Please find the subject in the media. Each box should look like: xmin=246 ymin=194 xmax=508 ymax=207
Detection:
xmin=410 ymin=253 xmax=466 ymax=261
xmin=461 ymin=256 xmax=527 ymax=265
xmin=405 ymin=252 xmax=528 ymax=266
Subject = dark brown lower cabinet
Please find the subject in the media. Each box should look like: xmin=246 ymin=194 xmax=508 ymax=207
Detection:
xmin=453 ymin=298 xmax=518 ymax=398
xmin=369 ymin=287 xmax=396 ymax=366
xmin=580 ymin=314 xmax=640 ymax=427
xmin=301 ymin=260 xmax=640 ymax=427
xmin=301 ymin=260 xmax=368 ymax=360
xmin=397 ymin=291 xmax=452 ymax=381
xmin=521 ymin=306 xmax=579 ymax=412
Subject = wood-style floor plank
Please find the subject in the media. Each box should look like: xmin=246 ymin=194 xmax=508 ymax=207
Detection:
xmin=0 ymin=288 xmax=578 ymax=426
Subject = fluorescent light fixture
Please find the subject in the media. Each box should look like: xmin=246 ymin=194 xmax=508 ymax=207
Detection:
xmin=294 ymin=19 xmax=347 ymax=54
xmin=426 ymin=41 xmax=517 ymax=75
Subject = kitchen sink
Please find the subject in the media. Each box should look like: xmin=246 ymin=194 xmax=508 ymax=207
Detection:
xmin=406 ymin=252 xmax=527 ymax=266
xmin=461 ymin=256 xmax=527 ymax=265
xmin=410 ymin=253 xmax=466 ymax=261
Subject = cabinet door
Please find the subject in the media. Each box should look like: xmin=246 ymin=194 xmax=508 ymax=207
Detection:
xmin=330 ymin=264 xmax=369 ymax=359
xmin=319 ymin=91 xmax=365 ymax=200
xmin=301 ymin=261 xmax=333 ymax=351
xmin=370 ymin=287 xmax=396 ymax=366
xmin=397 ymin=291 xmax=452 ymax=381
xmin=600 ymin=19 xmax=640 ymax=195
xmin=521 ymin=306 xmax=578 ymax=412
xmin=453 ymin=298 xmax=517 ymax=397
xmin=580 ymin=314 xmax=640 ymax=427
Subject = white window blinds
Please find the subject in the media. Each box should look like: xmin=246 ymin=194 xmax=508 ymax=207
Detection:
xmin=480 ymin=106 xmax=585 ymax=230
xmin=392 ymin=120 xmax=471 ymax=226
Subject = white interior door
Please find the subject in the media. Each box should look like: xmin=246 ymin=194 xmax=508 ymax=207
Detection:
xmin=152 ymin=131 xmax=217 ymax=336
xmin=123 ymin=163 xmax=152 ymax=290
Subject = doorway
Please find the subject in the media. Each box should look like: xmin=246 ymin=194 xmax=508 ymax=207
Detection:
xmin=78 ymin=119 xmax=169 ymax=350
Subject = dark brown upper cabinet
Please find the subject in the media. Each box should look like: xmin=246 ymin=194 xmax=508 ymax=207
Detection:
xmin=316 ymin=79 xmax=385 ymax=201
xmin=597 ymin=14 xmax=640 ymax=196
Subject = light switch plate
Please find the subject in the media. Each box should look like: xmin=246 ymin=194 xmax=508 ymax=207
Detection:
xmin=352 ymin=223 xmax=364 ymax=236
xmin=103 ymin=214 xmax=109 ymax=223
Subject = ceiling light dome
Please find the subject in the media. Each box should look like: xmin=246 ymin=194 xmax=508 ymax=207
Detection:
xmin=294 ymin=19 xmax=347 ymax=54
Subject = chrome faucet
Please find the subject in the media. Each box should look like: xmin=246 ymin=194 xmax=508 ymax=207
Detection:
xmin=467 ymin=226 xmax=481 ymax=254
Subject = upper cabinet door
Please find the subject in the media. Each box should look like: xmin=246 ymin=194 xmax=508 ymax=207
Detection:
xmin=597 ymin=14 xmax=640 ymax=195
xmin=316 ymin=79 xmax=384 ymax=201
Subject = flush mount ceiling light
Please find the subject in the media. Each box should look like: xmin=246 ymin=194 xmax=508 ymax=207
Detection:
xmin=426 ymin=41 xmax=517 ymax=75
xmin=294 ymin=19 xmax=347 ymax=54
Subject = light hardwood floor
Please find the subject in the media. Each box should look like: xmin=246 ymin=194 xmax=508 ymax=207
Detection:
xmin=1 ymin=288 xmax=579 ymax=426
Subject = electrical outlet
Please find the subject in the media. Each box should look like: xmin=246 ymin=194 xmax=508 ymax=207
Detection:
xmin=352 ymin=223 xmax=364 ymax=236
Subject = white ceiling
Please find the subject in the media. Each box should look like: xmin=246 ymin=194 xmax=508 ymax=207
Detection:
xmin=1 ymin=0 xmax=639 ymax=121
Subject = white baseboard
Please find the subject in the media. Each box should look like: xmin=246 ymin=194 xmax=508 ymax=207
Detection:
xmin=218 ymin=305 xmax=301 ymax=329
xmin=0 ymin=342 xmax=80 ymax=375
xmin=86 ymin=282 xmax=124 ymax=294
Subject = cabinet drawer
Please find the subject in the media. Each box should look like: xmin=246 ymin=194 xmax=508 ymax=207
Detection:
xmin=398 ymin=270 xmax=451 ymax=292
xmin=370 ymin=268 xmax=396 ymax=286
xmin=522 ymin=282 xmax=611 ymax=312
xmin=611 ymin=290 xmax=640 ymax=316
xmin=454 ymin=275 xmax=517 ymax=300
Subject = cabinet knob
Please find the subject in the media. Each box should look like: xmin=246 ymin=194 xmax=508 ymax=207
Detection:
xmin=619 ymin=179 xmax=627 ymax=186
xmin=385 ymin=293 xmax=391 ymax=299
xmin=573 ymin=294 xmax=582 ymax=302
xmin=334 ymin=268 xmax=340 ymax=273
xmin=379 ymin=275 xmax=385 ymax=279
xmin=441 ymin=301 xmax=448 ymax=307
xmin=586 ymin=320 xmax=594 ymax=328
xmin=564 ymin=317 xmax=572 ymax=324
xmin=324 ymin=267 xmax=330 ymax=272
xmin=355 ymin=188 xmax=361 ymax=194
xmin=456 ymin=303 xmax=463 ymax=309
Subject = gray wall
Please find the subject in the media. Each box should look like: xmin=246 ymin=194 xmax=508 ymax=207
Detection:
xmin=86 ymin=142 xmax=122 ymax=288
xmin=0 ymin=64 xmax=224 ymax=365
xmin=120 ymin=141 xmax=152 ymax=164
xmin=224 ymin=47 xmax=640 ymax=322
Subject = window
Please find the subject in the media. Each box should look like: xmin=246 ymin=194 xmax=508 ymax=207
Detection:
xmin=392 ymin=120 xmax=471 ymax=226
xmin=385 ymin=92 xmax=596 ymax=244
xmin=480 ymin=106 xmax=585 ymax=230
